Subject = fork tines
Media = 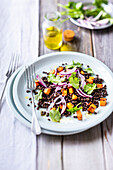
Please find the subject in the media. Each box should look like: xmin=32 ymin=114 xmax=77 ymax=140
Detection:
xmin=25 ymin=65 xmax=36 ymax=89
xmin=6 ymin=53 xmax=20 ymax=77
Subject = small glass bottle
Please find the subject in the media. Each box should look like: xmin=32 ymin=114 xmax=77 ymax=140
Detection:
xmin=42 ymin=11 xmax=62 ymax=50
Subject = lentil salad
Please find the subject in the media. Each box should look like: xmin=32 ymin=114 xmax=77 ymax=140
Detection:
xmin=26 ymin=60 xmax=108 ymax=122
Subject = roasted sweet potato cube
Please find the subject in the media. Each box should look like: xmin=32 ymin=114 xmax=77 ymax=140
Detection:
xmin=69 ymin=87 xmax=74 ymax=94
xmin=88 ymin=104 xmax=96 ymax=113
xmin=97 ymin=84 xmax=103 ymax=88
xmin=50 ymin=69 xmax=55 ymax=74
xmin=72 ymin=94 xmax=77 ymax=100
xmin=87 ymin=78 xmax=93 ymax=84
xmin=51 ymin=107 xmax=56 ymax=110
xmin=100 ymin=98 xmax=107 ymax=106
xmin=89 ymin=77 xmax=94 ymax=80
xmin=35 ymin=80 xmax=39 ymax=87
xmin=44 ymin=88 xmax=51 ymax=95
xmin=67 ymin=102 xmax=74 ymax=109
xmin=62 ymin=90 xmax=67 ymax=96
xmin=80 ymin=70 xmax=85 ymax=75
xmin=58 ymin=66 xmax=63 ymax=72
xmin=77 ymin=110 xmax=82 ymax=120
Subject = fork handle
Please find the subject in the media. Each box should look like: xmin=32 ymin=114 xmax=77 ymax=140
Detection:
xmin=0 ymin=78 xmax=9 ymax=112
xmin=31 ymin=91 xmax=41 ymax=135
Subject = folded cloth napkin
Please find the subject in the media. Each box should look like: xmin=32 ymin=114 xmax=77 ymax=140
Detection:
xmin=0 ymin=96 xmax=37 ymax=170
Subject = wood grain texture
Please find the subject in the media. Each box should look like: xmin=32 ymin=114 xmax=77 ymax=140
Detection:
xmin=92 ymin=23 xmax=113 ymax=170
xmin=1 ymin=0 xmax=113 ymax=169
xmin=58 ymin=0 xmax=106 ymax=170
xmin=37 ymin=1 xmax=62 ymax=170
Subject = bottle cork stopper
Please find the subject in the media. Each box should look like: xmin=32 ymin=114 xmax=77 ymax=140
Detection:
xmin=63 ymin=29 xmax=75 ymax=42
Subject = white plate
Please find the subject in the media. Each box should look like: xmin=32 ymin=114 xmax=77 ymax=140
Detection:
xmin=70 ymin=2 xmax=113 ymax=30
xmin=13 ymin=52 xmax=113 ymax=132
xmin=6 ymin=68 xmax=87 ymax=136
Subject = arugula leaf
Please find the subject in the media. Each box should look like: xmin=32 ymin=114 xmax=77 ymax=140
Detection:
xmin=35 ymin=90 xmax=43 ymax=100
xmin=47 ymin=74 xmax=65 ymax=84
xmin=72 ymin=60 xmax=82 ymax=68
xmin=85 ymin=68 xmax=94 ymax=74
xmin=67 ymin=103 xmax=82 ymax=113
xmin=65 ymin=65 xmax=74 ymax=69
xmin=49 ymin=108 xmax=61 ymax=122
xmin=69 ymin=72 xmax=80 ymax=89
xmin=84 ymin=83 xmax=97 ymax=94
xmin=66 ymin=61 xmax=82 ymax=69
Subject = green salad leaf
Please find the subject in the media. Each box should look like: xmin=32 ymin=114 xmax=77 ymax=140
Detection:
xmin=84 ymin=83 xmax=97 ymax=94
xmin=108 ymin=18 xmax=113 ymax=24
xmin=69 ymin=72 xmax=80 ymax=89
xmin=85 ymin=68 xmax=94 ymax=74
xmin=67 ymin=103 xmax=82 ymax=113
xmin=47 ymin=73 xmax=65 ymax=84
xmin=49 ymin=108 xmax=61 ymax=122
xmin=65 ymin=2 xmax=83 ymax=10
xmin=93 ymin=0 xmax=108 ymax=8
xmin=35 ymin=90 xmax=43 ymax=100
xmin=72 ymin=60 xmax=82 ymax=68
xmin=58 ymin=0 xmax=112 ymax=22
xmin=66 ymin=60 xmax=82 ymax=69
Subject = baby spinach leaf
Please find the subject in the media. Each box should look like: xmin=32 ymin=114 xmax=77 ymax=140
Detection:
xmin=69 ymin=72 xmax=80 ymax=89
xmin=47 ymin=74 xmax=65 ymax=84
xmin=84 ymin=83 xmax=97 ymax=94
xmin=49 ymin=108 xmax=61 ymax=122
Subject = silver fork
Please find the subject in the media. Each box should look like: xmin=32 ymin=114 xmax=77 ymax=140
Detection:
xmin=0 ymin=54 xmax=19 ymax=111
xmin=25 ymin=65 xmax=41 ymax=135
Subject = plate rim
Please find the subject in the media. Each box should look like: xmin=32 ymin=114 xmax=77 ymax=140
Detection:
xmin=12 ymin=51 xmax=113 ymax=132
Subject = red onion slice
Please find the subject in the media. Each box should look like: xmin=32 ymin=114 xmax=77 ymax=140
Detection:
xmin=76 ymin=88 xmax=92 ymax=98
xmin=36 ymin=75 xmax=47 ymax=88
xmin=96 ymin=19 xmax=109 ymax=25
xmin=78 ymin=70 xmax=86 ymax=88
xmin=60 ymin=66 xmax=77 ymax=75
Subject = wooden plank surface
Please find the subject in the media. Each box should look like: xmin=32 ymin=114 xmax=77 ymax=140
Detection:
xmin=58 ymin=0 xmax=105 ymax=170
xmin=37 ymin=1 xmax=62 ymax=170
xmin=1 ymin=0 xmax=113 ymax=169
xmin=92 ymin=23 xmax=113 ymax=170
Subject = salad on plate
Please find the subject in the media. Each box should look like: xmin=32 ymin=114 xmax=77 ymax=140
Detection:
xmin=26 ymin=60 xmax=108 ymax=123
xmin=58 ymin=0 xmax=113 ymax=29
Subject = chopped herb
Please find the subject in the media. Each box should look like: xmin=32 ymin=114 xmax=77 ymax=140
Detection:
xmin=85 ymin=68 xmax=94 ymax=74
xmin=34 ymin=90 xmax=43 ymax=100
xmin=67 ymin=103 xmax=82 ymax=113
xmin=84 ymin=83 xmax=97 ymax=94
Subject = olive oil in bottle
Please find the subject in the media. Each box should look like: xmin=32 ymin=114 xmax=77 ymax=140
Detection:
xmin=42 ymin=12 xmax=62 ymax=50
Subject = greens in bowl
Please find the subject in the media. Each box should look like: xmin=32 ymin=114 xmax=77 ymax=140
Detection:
xmin=58 ymin=0 xmax=113 ymax=29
